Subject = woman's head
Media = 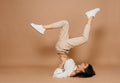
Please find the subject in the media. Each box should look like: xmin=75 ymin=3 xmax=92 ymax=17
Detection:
xmin=73 ymin=63 xmax=96 ymax=78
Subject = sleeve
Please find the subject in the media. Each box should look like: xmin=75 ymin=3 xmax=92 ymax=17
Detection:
xmin=53 ymin=68 xmax=69 ymax=78
xmin=53 ymin=59 xmax=76 ymax=78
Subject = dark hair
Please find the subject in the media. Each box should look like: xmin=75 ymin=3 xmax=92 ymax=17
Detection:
xmin=73 ymin=64 xmax=96 ymax=78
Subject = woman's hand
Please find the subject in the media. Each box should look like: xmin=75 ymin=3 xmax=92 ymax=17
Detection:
xmin=59 ymin=55 xmax=68 ymax=62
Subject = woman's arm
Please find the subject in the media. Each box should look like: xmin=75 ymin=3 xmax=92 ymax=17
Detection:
xmin=58 ymin=60 xmax=65 ymax=69
xmin=53 ymin=61 xmax=66 ymax=78
xmin=53 ymin=55 xmax=69 ymax=78
xmin=58 ymin=54 xmax=68 ymax=69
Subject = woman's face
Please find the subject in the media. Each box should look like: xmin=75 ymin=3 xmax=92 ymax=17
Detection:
xmin=70 ymin=63 xmax=89 ymax=77
xmin=76 ymin=63 xmax=89 ymax=73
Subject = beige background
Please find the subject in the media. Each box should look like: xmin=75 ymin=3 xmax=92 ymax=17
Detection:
xmin=0 ymin=0 xmax=120 ymax=66
xmin=0 ymin=0 xmax=120 ymax=83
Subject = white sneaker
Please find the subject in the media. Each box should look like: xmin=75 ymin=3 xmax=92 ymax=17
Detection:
xmin=85 ymin=8 xmax=100 ymax=19
xmin=30 ymin=23 xmax=45 ymax=34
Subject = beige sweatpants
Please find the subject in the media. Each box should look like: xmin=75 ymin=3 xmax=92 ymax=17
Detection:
xmin=48 ymin=20 xmax=91 ymax=55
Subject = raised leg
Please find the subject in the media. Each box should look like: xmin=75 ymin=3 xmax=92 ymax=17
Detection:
xmin=65 ymin=17 xmax=94 ymax=48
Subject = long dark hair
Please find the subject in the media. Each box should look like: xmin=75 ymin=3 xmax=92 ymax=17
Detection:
xmin=73 ymin=64 xmax=96 ymax=78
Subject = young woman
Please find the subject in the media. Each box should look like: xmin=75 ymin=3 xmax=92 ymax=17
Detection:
xmin=30 ymin=8 xmax=100 ymax=78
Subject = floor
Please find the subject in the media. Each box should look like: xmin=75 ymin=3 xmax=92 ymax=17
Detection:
xmin=0 ymin=65 xmax=119 ymax=83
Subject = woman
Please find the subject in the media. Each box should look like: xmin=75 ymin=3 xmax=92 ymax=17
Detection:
xmin=30 ymin=8 xmax=100 ymax=78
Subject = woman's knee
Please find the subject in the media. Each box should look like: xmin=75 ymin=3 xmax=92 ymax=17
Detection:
xmin=83 ymin=36 xmax=89 ymax=43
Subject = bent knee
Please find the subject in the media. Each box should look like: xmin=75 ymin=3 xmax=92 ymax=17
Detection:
xmin=83 ymin=37 xmax=88 ymax=43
